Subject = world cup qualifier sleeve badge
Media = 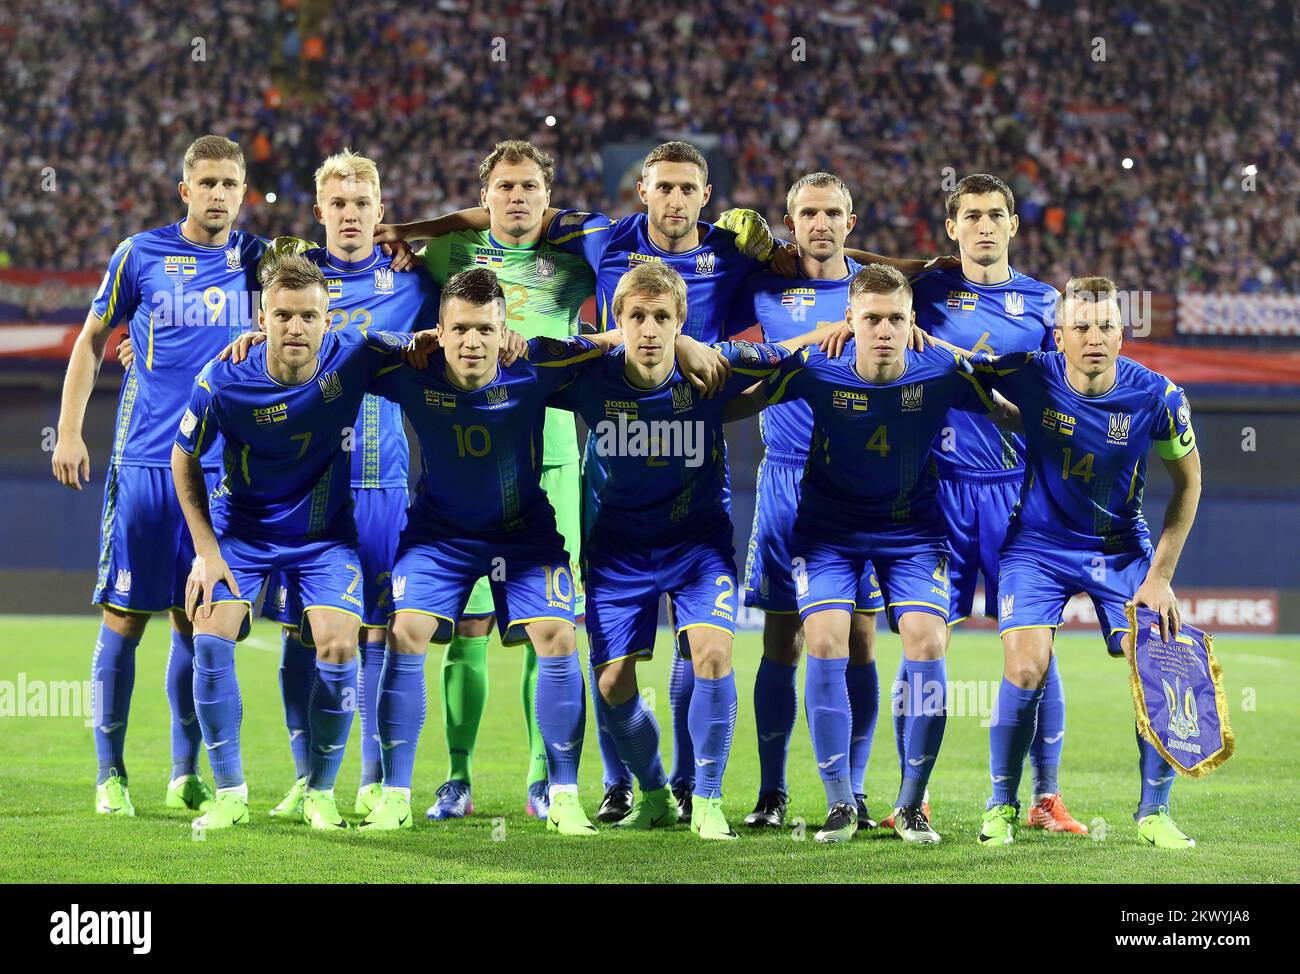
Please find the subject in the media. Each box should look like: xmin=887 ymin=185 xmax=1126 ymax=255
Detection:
xmin=1125 ymin=603 xmax=1235 ymax=779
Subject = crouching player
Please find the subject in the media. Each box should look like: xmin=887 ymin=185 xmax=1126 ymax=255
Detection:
xmin=171 ymin=255 xmax=422 ymax=831
xmin=969 ymin=277 xmax=1202 ymax=849
xmin=728 ymin=264 xmax=1017 ymax=844
xmin=547 ymin=263 xmax=814 ymax=841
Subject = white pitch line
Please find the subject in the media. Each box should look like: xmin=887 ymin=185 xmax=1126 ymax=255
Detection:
xmin=242 ymin=636 xmax=277 ymax=653
xmin=1222 ymin=653 xmax=1287 ymax=667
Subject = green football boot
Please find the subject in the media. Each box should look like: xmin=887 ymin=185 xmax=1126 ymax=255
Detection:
xmin=269 ymin=776 xmax=308 ymax=818
xmin=979 ymin=804 xmax=1018 ymax=846
xmin=1138 ymin=808 xmax=1196 ymax=849
xmin=613 ymin=786 xmax=680 ymax=830
xmin=359 ymin=789 xmax=414 ymax=833
xmin=302 ymin=790 xmax=348 ymax=830
xmin=546 ymin=791 xmax=598 ymax=836
xmin=95 ymin=772 xmax=135 ymax=817
xmin=691 ymin=796 xmax=738 ymax=841
xmin=191 ymin=791 xmax=249 ymax=832
xmin=165 ymin=774 xmax=214 ymax=812
xmin=354 ymin=781 xmax=384 ymax=817
xmin=814 ymin=801 xmax=858 ymax=844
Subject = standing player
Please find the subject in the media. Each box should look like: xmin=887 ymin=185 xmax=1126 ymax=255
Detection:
xmin=728 ymin=265 xmax=1015 ymax=844
xmin=255 ymin=151 xmax=441 ymax=823
xmin=375 ymin=141 xmax=596 ymax=822
xmin=966 ymin=277 xmax=1201 ymax=849
xmin=900 ymin=173 xmax=1081 ymax=833
xmin=355 ymin=269 xmax=711 ymax=834
xmin=51 ymin=135 xmax=266 ymax=817
xmin=548 ymin=264 xmax=820 ymax=840
xmin=171 ymin=255 xmax=421 ymax=831
xmin=728 ymin=173 xmax=886 ymax=830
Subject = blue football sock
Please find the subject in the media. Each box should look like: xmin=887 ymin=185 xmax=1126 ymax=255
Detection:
xmin=278 ymin=630 xmax=315 ymax=779
xmin=357 ymin=638 xmax=385 ymax=786
xmin=606 ymin=693 xmax=668 ymax=792
xmin=588 ymin=656 xmax=631 ymax=788
xmin=891 ymin=656 xmax=907 ymax=770
xmin=847 ymin=660 xmax=879 ymax=795
xmin=308 ymin=658 xmax=358 ymax=791
xmin=688 ymin=672 xmax=737 ymax=800
xmin=165 ymin=630 xmax=201 ymax=780
xmin=535 ymin=654 xmax=585 ymax=786
xmin=667 ymin=653 xmax=696 ymax=789
xmin=377 ymin=650 xmax=426 ymax=790
xmin=898 ymin=657 xmax=948 ymax=809
xmin=805 ymin=655 xmax=853 ymax=808
xmin=92 ymin=625 xmax=139 ymax=785
xmin=192 ymin=634 xmax=244 ymax=789
xmin=1029 ymin=655 xmax=1065 ymax=796
xmin=1136 ymin=725 xmax=1176 ymax=819
xmin=987 ymin=678 xmax=1043 ymax=810
xmin=753 ymin=657 xmax=797 ymax=796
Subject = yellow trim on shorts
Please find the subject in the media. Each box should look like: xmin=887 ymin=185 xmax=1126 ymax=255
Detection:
xmin=99 ymin=601 xmax=158 ymax=616
xmin=759 ymin=608 xmax=800 ymax=615
xmin=301 ymin=605 xmax=364 ymax=625
xmin=853 ymin=607 xmax=884 ymax=615
xmin=507 ymin=614 xmax=576 ymax=629
xmin=1000 ymin=623 xmax=1060 ymax=634
xmin=800 ymin=598 xmax=856 ymax=612
xmin=889 ymin=599 xmax=950 ymax=618
xmin=389 ymin=608 xmax=455 ymax=624
xmin=676 ymin=621 xmax=735 ymax=637
xmin=593 ymin=648 xmax=655 ymax=669
xmin=946 ymin=614 xmax=969 ymax=628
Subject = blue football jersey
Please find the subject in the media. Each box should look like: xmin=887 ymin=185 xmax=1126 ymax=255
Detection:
xmin=175 ymin=327 xmax=407 ymax=543
xmin=764 ymin=341 xmax=994 ymax=539
xmin=911 ymin=267 xmax=1057 ymax=478
xmin=305 ymin=245 xmax=440 ymax=489
xmin=728 ymin=258 xmax=862 ymax=458
xmin=92 ymin=222 xmax=268 ymax=468
xmin=548 ymin=340 xmax=789 ymax=543
xmin=972 ymin=351 xmax=1197 ymax=553
xmin=545 ymin=210 xmax=762 ymax=341
xmin=371 ymin=336 xmax=604 ymax=538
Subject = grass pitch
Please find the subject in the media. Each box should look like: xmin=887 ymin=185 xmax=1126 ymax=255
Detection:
xmin=0 ymin=615 xmax=1295 ymax=883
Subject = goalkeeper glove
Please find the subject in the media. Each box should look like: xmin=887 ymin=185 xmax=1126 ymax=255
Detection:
xmin=715 ymin=208 xmax=775 ymax=262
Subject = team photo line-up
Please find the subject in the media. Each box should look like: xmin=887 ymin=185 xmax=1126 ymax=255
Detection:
xmin=50 ymin=132 xmax=1201 ymax=848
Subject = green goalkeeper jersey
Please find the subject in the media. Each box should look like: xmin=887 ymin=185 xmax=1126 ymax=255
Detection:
xmin=420 ymin=228 xmax=595 ymax=465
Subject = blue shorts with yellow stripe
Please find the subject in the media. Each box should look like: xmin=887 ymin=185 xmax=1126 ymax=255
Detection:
xmin=792 ymin=525 xmax=952 ymax=625
xmin=92 ymin=464 xmax=221 ymax=614
xmin=207 ymin=532 xmax=364 ymax=644
xmin=742 ymin=453 xmax=884 ymax=615
xmin=584 ymin=522 xmax=738 ymax=669
xmin=262 ymin=486 xmax=407 ymax=628
xmin=997 ymin=524 xmax=1153 ymax=656
xmin=390 ymin=519 xmax=575 ymax=646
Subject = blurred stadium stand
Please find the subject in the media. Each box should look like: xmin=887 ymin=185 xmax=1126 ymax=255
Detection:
xmin=1 ymin=0 xmax=1297 ymax=628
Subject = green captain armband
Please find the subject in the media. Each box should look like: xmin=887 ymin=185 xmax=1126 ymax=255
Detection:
xmin=1157 ymin=424 xmax=1196 ymax=461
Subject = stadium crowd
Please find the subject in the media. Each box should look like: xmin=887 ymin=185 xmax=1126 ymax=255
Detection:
xmin=4 ymin=0 xmax=1298 ymax=293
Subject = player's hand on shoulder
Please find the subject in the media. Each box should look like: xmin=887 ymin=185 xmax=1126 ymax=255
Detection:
xmin=382 ymin=239 xmax=417 ymax=272
xmin=768 ymin=241 xmax=799 ymax=277
xmin=676 ymin=335 xmax=730 ymax=398
xmin=500 ymin=327 xmax=526 ymax=366
xmin=921 ymin=254 xmax=960 ymax=273
xmin=51 ymin=432 xmax=91 ymax=491
xmin=910 ymin=323 xmax=935 ymax=352
xmin=403 ymin=328 xmax=440 ymax=370
xmin=185 ymin=550 xmax=240 ymax=622
xmin=819 ymin=323 xmax=854 ymax=358
xmin=373 ymin=223 xmax=406 ymax=247
xmin=116 ymin=332 xmax=135 ymax=371
xmin=716 ymin=207 xmax=775 ymax=262
xmin=219 ymin=331 xmax=266 ymax=365
xmin=1132 ymin=578 xmax=1181 ymax=643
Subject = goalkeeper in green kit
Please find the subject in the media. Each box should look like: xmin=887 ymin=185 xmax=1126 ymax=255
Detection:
xmin=379 ymin=141 xmax=596 ymax=820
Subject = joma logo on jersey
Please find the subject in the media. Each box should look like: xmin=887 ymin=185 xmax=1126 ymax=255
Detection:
xmin=535 ymin=254 xmax=555 ymax=278
xmin=253 ymin=402 xmax=288 ymax=425
xmin=473 ymin=249 xmax=505 ymax=268
xmin=627 ymin=252 xmax=661 ymax=267
xmin=901 ymin=383 xmax=924 ymax=412
xmin=1040 ymin=407 xmax=1077 ymax=436
xmin=374 ymin=267 xmax=394 ymax=293
xmin=671 ymin=383 xmax=694 ymax=413
xmin=695 ymin=252 xmax=716 ymax=276
xmin=326 ymin=278 xmax=343 ymax=300
xmin=780 ymin=288 xmax=816 ymax=309
xmin=317 ymin=372 xmax=343 ymax=403
xmin=423 ymin=390 xmax=456 ymax=410
xmin=1000 ymin=594 xmax=1014 ymax=620
xmin=114 ymin=570 xmax=132 ymax=595
xmin=1003 ymin=292 xmax=1025 ymax=316
xmin=946 ymin=290 xmax=979 ymax=312
xmin=832 ymin=389 xmax=869 ymax=411
xmin=163 ymin=255 xmax=197 ymax=276
xmin=1107 ymin=412 xmax=1132 ymax=445
xmin=486 ymin=386 xmax=509 ymax=407
xmin=604 ymin=399 xmax=638 ymax=420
